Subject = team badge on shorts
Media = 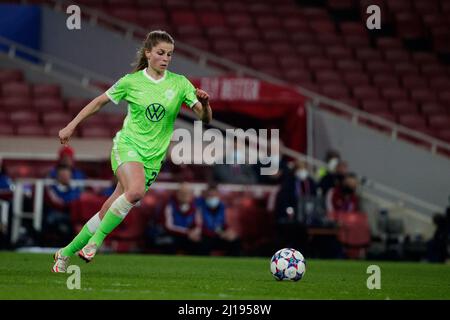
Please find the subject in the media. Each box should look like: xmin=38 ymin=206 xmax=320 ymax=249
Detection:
xmin=127 ymin=150 xmax=138 ymax=157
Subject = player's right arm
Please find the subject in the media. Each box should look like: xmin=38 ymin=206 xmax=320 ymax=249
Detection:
xmin=59 ymin=75 xmax=129 ymax=145
xmin=58 ymin=93 xmax=110 ymax=145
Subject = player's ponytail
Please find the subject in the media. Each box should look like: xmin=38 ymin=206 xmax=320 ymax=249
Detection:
xmin=131 ymin=30 xmax=175 ymax=72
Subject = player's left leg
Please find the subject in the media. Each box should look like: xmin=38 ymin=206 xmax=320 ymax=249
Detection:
xmin=79 ymin=162 xmax=146 ymax=262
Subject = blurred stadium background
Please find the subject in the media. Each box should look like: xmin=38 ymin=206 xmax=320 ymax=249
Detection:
xmin=0 ymin=0 xmax=449 ymax=263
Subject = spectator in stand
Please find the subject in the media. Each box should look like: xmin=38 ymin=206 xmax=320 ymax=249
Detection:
xmin=213 ymin=139 xmax=258 ymax=184
xmin=44 ymin=164 xmax=82 ymax=245
xmin=274 ymin=160 xmax=315 ymax=250
xmin=275 ymin=159 xmax=318 ymax=222
xmin=163 ymin=183 xmax=202 ymax=254
xmin=48 ymin=145 xmax=86 ymax=181
xmin=316 ymin=149 xmax=341 ymax=182
xmin=197 ymin=184 xmax=240 ymax=256
xmin=326 ymin=173 xmax=359 ymax=217
xmin=0 ymin=158 xmax=13 ymax=249
xmin=0 ymin=158 xmax=13 ymax=196
xmin=319 ymin=159 xmax=348 ymax=197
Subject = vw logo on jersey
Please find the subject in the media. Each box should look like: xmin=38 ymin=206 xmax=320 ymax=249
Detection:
xmin=145 ymin=103 xmax=166 ymax=122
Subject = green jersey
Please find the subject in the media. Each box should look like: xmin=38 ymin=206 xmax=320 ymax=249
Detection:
xmin=106 ymin=69 xmax=198 ymax=169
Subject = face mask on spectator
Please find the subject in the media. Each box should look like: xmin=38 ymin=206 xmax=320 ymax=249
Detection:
xmin=296 ymin=169 xmax=309 ymax=180
xmin=206 ymin=197 xmax=220 ymax=209
xmin=328 ymin=158 xmax=339 ymax=172
xmin=180 ymin=203 xmax=190 ymax=213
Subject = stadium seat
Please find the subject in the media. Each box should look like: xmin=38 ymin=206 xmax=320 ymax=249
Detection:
xmin=32 ymin=84 xmax=61 ymax=98
xmin=0 ymin=124 xmax=15 ymax=135
xmin=390 ymin=100 xmax=418 ymax=114
xmin=398 ymin=114 xmax=428 ymax=128
xmin=2 ymin=82 xmax=31 ymax=98
xmin=361 ymin=100 xmax=390 ymax=113
xmin=41 ymin=113 xmax=72 ymax=126
xmin=16 ymin=125 xmax=46 ymax=136
xmin=2 ymin=97 xmax=33 ymax=111
xmin=80 ymin=127 xmax=112 ymax=138
xmin=0 ymin=69 xmax=24 ymax=82
xmin=428 ymin=114 xmax=450 ymax=130
xmin=352 ymin=86 xmax=380 ymax=100
xmin=33 ymin=98 xmax=65 ymax=113
xmin=9 ymin=111 xmax=40 ymax=125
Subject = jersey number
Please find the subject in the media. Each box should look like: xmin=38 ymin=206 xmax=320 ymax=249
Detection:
xmin=146 ymin=171 xmax=158 ymax=187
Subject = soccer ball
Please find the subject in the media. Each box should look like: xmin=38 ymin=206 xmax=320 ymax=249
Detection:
xmin=270 ymin=248 xmax=306 ymax=281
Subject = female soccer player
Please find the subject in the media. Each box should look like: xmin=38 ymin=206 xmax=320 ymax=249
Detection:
xmin=52 ymin=30 xmax=212 ymax=272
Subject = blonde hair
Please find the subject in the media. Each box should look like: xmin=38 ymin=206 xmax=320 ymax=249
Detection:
xmin=131 ymin=30 xmax=175 ymax=72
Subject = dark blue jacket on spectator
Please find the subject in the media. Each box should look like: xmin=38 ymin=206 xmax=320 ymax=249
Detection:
xmin=196 ymin=198 xmax=227 ymax=238
xmin=0 ymin=174 xmax=12 ymax=191
xmin=164 ymin=199 xmax=199 ymax=237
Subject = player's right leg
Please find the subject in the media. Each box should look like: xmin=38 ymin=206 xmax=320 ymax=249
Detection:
xmin=51 ymin=182 xmax=124 ymax=272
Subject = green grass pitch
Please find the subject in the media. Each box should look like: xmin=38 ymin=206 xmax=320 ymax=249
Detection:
xmin=0 ymin=251 xmax=449 ymax=299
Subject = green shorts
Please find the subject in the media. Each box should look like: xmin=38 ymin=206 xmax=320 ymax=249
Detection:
xmin=111 ymin=141 xmax=161 ymax=192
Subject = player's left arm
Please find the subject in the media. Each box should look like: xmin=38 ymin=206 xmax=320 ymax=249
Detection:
xmin=192 ymin=88 xmax=212 ymax=124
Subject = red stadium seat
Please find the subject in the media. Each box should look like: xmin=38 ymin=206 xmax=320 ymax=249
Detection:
xmin=384 ymin=49 xmax=411 ymax=63
xmin=16 ymin=125 xmax=46 ymax=136
xmin=137 ymin=9 xmax=167 ymax=27
xmin=390 ymin=100 xmax=418 ymax=114
xmin=376 ymin=37 xmax=403 ymax=50
xmin=315 ymin=70 xmax=342 ymax=83
xmin=2 ymin=82 xmax=31 ymax=98
xmin=343 ymin=72 xmax=370 ymax=86
xmin=411 ymin=90 xmax=437 ymax=105
xmin=232 ymin=26 xmax=261 ymax=41
xmin=282 ymin=17 xmax=309 ymax=32
xmin=169 ymin=11 xmax=198 ymax=26
xmin=428 ymin=114 xmax=450 ymax=130
xmin=212 ymin=39 xmax=240 ymax=53
xmin=307 ymin=57 xmax=334 ymax=69
xmin=42 ymin=113 xmax=72 ymax=126
xmin=255 ymin=16 xmax=282 ymax=29
xmin=361 ymin=100 xmax=390 ymax=113
xmin=205 ymin=26 xmax=233 ymax=40
xmin=1 ymin=97 xmax=32 ymax=111
xmin=66 ymin=98 xmax=90 ymax=114
xmin=175 ymin=25 xmax=203 ymax=37
xmin=184 ymin=37 xmax=210 ymax=51
xmin=372 ymin=74 xmax=400 ymax=88
xmin=398 ymin=114 xmax=427 ymax=128
xmin=199 ymin=13 xmax=226 ymax=27
xmin=0 ymin=69 xmax=24 ymax=82
xmin=325 ymin=45 xmax=353 ymax=60
xmin=32 ymin=84 xmax=61 ymax=98
xmin=80 ymin=127 xmax=112 ymax=138
xmin=381 ymin=87 xmax=409 ymax=100
xmin=336 ymin=59 xmax=363 ymax=72
xmin=421 ymin=102 xmax=447 ymax=115
xmin=33 ymin=98 xmax=65 ymax=113
xmin=352 ymin=86 xmax=380 ymax=100
xmin=0 ymin=124 xmax=15 ymax=135
xmin=401 ymin=75 xmax=428 ymax=90
xmin=355 ymin=48 xmax=383 ymax=61
xmin=297 ymin=44 xmax=324 ymax=57
xmin=320 ymin=84 xmax=350 ymax=99
xmin=9 ymin=111 xmax=40 ymax=125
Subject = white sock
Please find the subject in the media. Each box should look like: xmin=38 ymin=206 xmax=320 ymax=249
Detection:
xmin=86 ymin=212 xmax=101 ymax=234
xmin=110 ymin=194 xmax=134 ymax=218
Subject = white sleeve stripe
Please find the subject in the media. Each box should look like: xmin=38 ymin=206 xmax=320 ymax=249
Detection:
xmin=105 ymin=90 xmax=119 ymax=105
xmin=189 ymin=99 xmax=199 ymax=109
